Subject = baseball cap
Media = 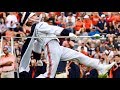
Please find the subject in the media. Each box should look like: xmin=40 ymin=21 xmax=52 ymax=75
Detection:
xmin=84 ymin=15 xmax=89 ymax=18
xmin=101 ymin=14 xmax=106 ymax=18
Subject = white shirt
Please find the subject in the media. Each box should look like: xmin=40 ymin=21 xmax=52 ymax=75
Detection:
xmin=77 ymin=46 xmax=88 ymax=52
xmin=35 ymin=22 xmax=64 ymax=49
xmin=66 ymin=16 xmax=76 ymax=25
xmin=6 ymin=14 xmax=18 ymax=28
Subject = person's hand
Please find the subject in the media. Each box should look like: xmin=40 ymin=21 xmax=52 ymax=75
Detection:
xmin=104 ymin=27 xmax=107 ymax=30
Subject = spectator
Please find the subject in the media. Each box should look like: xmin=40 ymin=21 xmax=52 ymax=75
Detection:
xmin=0 ymin=12 xmax=6 ymax=19
xmin=62 ymin=38 xmax=75 ymax=49
xmin=5 ymin=12 xmax=18 ymax=29
xmin=109 ymin=55 xmax=120 ymax=78
xmin=114 ymin=36 xmax=120 ymax=51
xmin=115 ymin=24 xmax=120 ymax=36
xmin=5 ymin=28 xmax=16 ymax=41
xmin=88 ymin=26 xmax=100 ymax=39
xmin=74 ymin=17 xmax=83 ymax=32
xmin=92 ymin=46 xmax=102 ymax=59
xmin=106 ymin=22 xmax=116 ymax=34
xmin=0 ymin=18 xmax=7 ymax=37
xmin=0 ymin=46 xmax=16 ymax=78
xmin=99 ymin=40 xmax=106 ymax=53
xmin=80 ymin=46 xmax=89 ymax=56
xmin=29 ymin=59 xmax=38 ymax=78
xmin=48 ymin=12 xmax=57 ymax=25
xmin=106 ymin=34 xmax=116 ymax=46
xmin=96 ymin=14 xmax=108 ymax=33
xmin=83 ymin=15 xmax=93 ymax=33
xmin=87 ymin=68 xmax=98 ymax=78
xmin=37 ymin=12 xmax=48 ymax=22
xmin=103 ymin=45 xmax=114 ymax=62
xmin=91 ymin=12 xmax=100 ymax=26
xmin=77 ymin=40 xmax=88 ymax=53
xmin=77 ymin=28 xmax=88 ymax=39
xmin=87 ymin=43 xmax=96 ymax=57
xmin=65 ymin=17 xmax=75 ymax=33
xmin=66 ymin=61 xmax=80 ymax=78
xmin=66 ymin=12 xmax=76 ymax=26
xmin=58 ymin=12 xmax=66 ymax=23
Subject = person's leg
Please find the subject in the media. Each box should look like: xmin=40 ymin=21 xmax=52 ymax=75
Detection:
xmin=1 ymin=72 xmax=6 ymax=78
xmin=61 ymin=46 xmax=116 ymax=75
xmin=36 ymin=40 xmax=62 ymax=78
xmin=1 ymin=71 xmax=15 ymax=78
xmin=7 ymin=71 xmax=15 ymax=78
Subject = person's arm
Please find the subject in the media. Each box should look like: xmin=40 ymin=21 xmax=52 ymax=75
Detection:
xmin=0 ymin=61 xmax=13 ymax=67
xmin=69 ymin=41 xmax=75 ymax=48
xmin=36 ymin=22 xmax=76 ymax=37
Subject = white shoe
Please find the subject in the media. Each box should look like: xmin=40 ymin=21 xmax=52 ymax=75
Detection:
xmin=99 ymin=62 xmax=116 ymax=75
xmin=36 ymin=74 xmax=46 ymax=78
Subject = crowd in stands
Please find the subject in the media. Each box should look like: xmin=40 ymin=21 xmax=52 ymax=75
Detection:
xmin=0 ymin=12 xmax=120 ymax=78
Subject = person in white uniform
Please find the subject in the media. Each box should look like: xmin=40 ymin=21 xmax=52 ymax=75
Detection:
xmin=19 ymin=12 xmax=116 ymax=78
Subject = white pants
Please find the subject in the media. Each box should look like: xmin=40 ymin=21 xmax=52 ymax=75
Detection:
xmin=38 ymin=40 xmax=104 ymax=78
xmin=1 ymin=71 xmax=14 ymax=78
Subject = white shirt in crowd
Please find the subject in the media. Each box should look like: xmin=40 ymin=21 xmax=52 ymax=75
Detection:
xmin=6 ymin=14 xmax=18 ymax=29
xmin=66 ymin=16 xmax=76 ymax=25
xmin=103 ymin=50 xmax=114 ymax=61
xmin=77 ymin=46 xmax=88 ymax=52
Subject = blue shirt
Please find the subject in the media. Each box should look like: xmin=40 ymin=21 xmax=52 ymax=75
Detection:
xmin=88 ymin=29 xmax=100 ymax=39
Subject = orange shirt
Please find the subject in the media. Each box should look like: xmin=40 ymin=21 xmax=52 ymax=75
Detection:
xmin=83 ymin=19 xmax=92 ymax=30
xmin=108 ymin=15 xmax=120 ymax=23
xmin=91 ymin=15 xmax=100 ymax=25
xmin=81 ymin=51 xmax=89 ymax=56
xmin=54 ymin=12 xmax=61 ymax=17
xmin=74 ymin=20 xmax=83 ymax=31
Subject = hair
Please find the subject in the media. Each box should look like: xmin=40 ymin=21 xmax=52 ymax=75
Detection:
xmin=95 ymin=46 xmax=100 ymax=52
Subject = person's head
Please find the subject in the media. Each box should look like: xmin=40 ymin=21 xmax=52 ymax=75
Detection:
xmin=83 ymin=15 xmax=90 ymax=20
xmin=80 ymin=28 xmax=85 ymax=33
xmin=118 ymin=24 xmax=120 ymax=30
xmin=95 ymin=46 xmax=100 ymax=52
xmin=93 ymin=12 xmax=99 ymax=17
xmin=108 ymin=22 xmax=113 ymax=26
xmin=108 ymin=45 xmax=113 ymax=50
xmin=61 ymin=12 xmax=64 ymax=16
xmin=100 ymin=14 xmax=106 ymax=20
xmin=77 ymin=17 xmax=81 ymax=21
xmin=113 ymin=54 xmax=120 ymax=63
xmin=68 ymin=12 xmax=73 ymax=16
xmin=48 ymin=19 xmax=54 ymax=25
xmin=91 ymin=26 xmax=97 ymax=31
xmin=0 ymin=18 xmax=5 ymax=24
xmin=3 ymin=46 xmax=9 ymax=55
xmin=66 ymin=38 xmax=71 ymax=41
xmin=81 ymin=46 xmax=84 ymax=51
xmin=90 ymin=43 xmax=95 ymax=48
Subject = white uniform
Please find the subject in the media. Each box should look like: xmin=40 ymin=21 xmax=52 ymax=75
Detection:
xmin=19 ymin=22 xmax=115 ymax=78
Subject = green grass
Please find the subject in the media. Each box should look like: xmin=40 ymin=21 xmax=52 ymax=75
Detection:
xmin=98 ymin=73 xmax=108 ymax=78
